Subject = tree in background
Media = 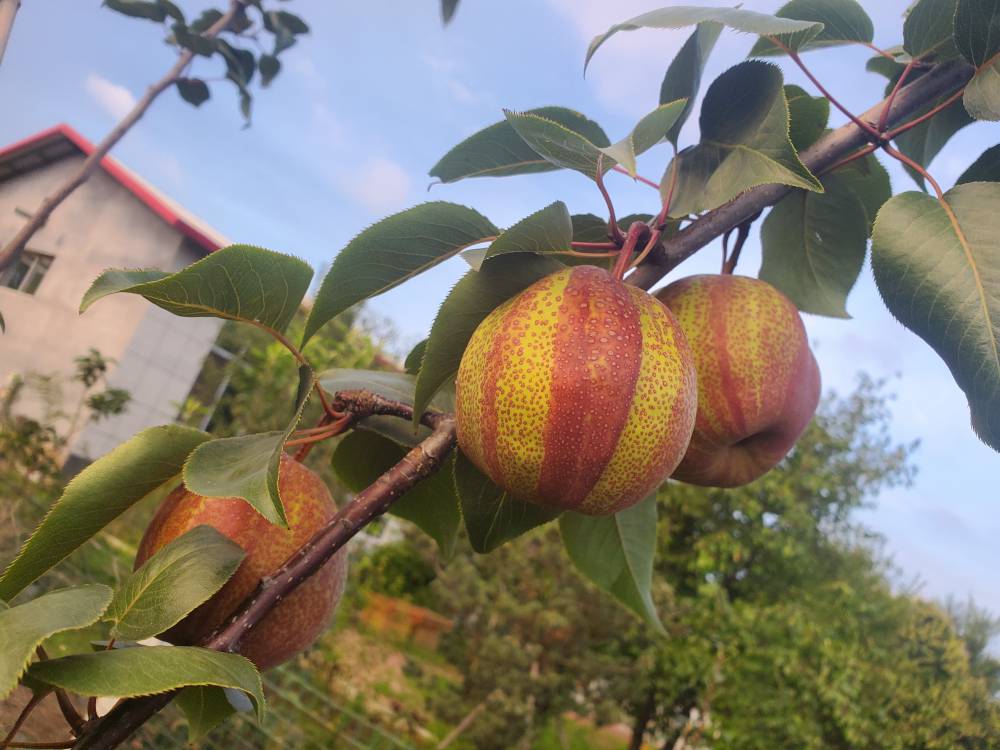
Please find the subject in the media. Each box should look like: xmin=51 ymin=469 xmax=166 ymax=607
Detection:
xmin=399 ymin=381 xmax=999 ymax=749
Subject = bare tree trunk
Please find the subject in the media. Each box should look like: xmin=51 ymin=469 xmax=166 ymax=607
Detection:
xmin=0 ymin=0 xmax=244 ymax=273
xmin=629 ymin=690 xmax=656 ymax=750
xmin=0 ymin=0 xmax=19 ymax=67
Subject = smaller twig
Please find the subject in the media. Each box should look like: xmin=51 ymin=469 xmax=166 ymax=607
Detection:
xmin=570 ymin=241 xmax=619 ymax=250
xmin=881 ymin=143 xmax=945 ymax=199
xmin=85 ymin=697 xmax=97 ymax=723
xmin=4 ymin=742 xmax=76 ymax=749
xmin=595 ymin=156 xmax=624 ymax=243
xmin=557 ymin=249 xmax=619 ymax=259
xmin=627 ymin=149 xmax=679 ymax=273
xmin=1 ymin=691 xmax=49 ymax=749
xmin=610 ymin=222 xmax=649 ymax=281
xmin=820 ymin=143 xmax=877 ymax=175
xmin=880 ymin=59 xmax=916 ymax=132
xmin=720 ymin=229 xmax=733 ymax=274
xmin=859 ymin=41 xmax=897 ymax=61
xmin=885 ymin=88 xmax=964 ymax=140
xmin=35 ymin=648 xmax=84 ymax=736
xmin=610 ymin=165 xmax=660 ymax=191
xmin=721 ymin=211 xmax=760 ymax=275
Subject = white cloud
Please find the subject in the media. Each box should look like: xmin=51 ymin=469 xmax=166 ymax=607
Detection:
xmin=342 ymin=157 xmax=411 ymax=214
xmin=84 ymin=73 xmax=137 ymax=120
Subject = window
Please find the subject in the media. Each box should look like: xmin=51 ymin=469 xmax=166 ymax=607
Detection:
xmin=0 ymin=250 xmax=53 ymax=294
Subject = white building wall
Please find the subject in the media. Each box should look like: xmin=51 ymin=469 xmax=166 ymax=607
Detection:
xmin=0 ymin=153 xmax=222 ymax=460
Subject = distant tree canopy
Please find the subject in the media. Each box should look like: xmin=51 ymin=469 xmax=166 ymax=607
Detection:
xmin=372 ymin=379 xmax=998 ymax=750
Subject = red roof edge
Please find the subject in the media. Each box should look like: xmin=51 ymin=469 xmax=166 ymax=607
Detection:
xmin=0 ymin=124 xmax=223 ymax=254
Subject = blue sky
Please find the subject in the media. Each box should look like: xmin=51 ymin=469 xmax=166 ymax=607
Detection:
xmin=2 ymin=1 xmax=997 ymax=612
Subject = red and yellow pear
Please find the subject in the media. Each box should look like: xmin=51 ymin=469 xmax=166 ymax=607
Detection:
xmin=456 ymin=265 xmax=697 ymax=515
xmin=135 ymin=454 xmax=346 ymax=670
xmin=655 ymin=274 xmax=820 ymax=488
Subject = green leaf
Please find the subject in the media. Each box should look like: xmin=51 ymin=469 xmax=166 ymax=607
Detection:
xmin=559 ymin=496 xmax=664 ymax=632
xmin=571 ymin=213 xmax=611 ymax=243
xmin=189 ymin=8 xmax=222 ymax=33
xmin=0 ymin=426 xmax=209 ymax=601
xmin=263 ymin=10 xmax=309 ymax=35
xmin=106 ymin=526 xmax=245 ymax=642
xmin=957 ymin=144 xmax=1000 ymax=183
xmin=749 ymin=0 xmax=874 ymax=56
xmin=317 ymin=369 xmax=454 ymax=447
xmin=963 ymin=59 xmax=1000 ymax=120
xmin=216 ymin=39 xmax=256 ymax=87
xmin=259 ymin=55 xmax=281 ymax=87
xmin=304 ymin=203 xmax=498 ymax=345
xmin=176 ymin=78 xmax=210 ymax=107
xmin=832 ymin=153 xmax=892 ymax=232
xmin=903 ymin=0 xmax=961 ymax=60
xmin=157 ymin=0 xmax=184 ymax=22
xmin=177 ymin=686 xmax=237 ymax=743
xmin=103 ymin=0 xmax=166 ymax=22
xmin=28 ymin=646 xmax=265 ymax=721
xmin=183 ymin=383 xmax=312 ymax=527
xmin=0 ymin=585 xmax=112 ymax=699
xmin=404 ymin=339 xmax=427 ymax=375
xmin=81 ymin=244 xmax=312 ymax=337
xmin=600 ymin=100 xmax=687 ymax=177
xmin=871 ymin=183 xmax=1000 ymax=451
xmin=332 ymin=431 xmax=460 ymax=558
xmin=660 ymin=22 xmax=723 ymax=146
xmin=453 ymin=452 xmax=560 ymax=553
xmin=171 ymin=22 xmax=215 ymax=57
xmin=785 ymin=84 xmax=829 ymax=151
xmin=955 ymin=0 xmax=1000 ymax=66
xmin=759 ymin=172 xmax=870 ymax=317
xmin=429 ymin=107 xmax=610 ymax=183
xmin=663 ymin=61 xmax=823 ymax=216
xmin=413 ymin=253 xmax=563 ymax=421
xmin=586 ymin=6 xmax=823 ymax=70
xmin=504 ymin=110 xmax=613 ymax=180
xmin=484 ymin=202 xmax=573 ymax=260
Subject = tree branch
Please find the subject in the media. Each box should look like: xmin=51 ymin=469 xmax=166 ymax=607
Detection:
xmin=626 ymin=59 xmax=974 ymax=290
xmin=0 ymin=1 xmax=247 ymax=273
xmin=0 ymin=0 xmax=20 ymax=68
xmin=70 ymin=390 xmax=457 ymax=750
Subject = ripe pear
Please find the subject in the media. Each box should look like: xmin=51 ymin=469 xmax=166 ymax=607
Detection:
xmin=456 ymin=265 xmax=697 ymax=515
xmin=655 ymin=274 xmax=820 ymax=487
xmin=135 ymin=454 xmax=346 ymax=670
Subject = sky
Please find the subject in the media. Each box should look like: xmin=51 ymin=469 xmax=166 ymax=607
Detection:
xmin=1 ymin=1 xmax=997 ymax=613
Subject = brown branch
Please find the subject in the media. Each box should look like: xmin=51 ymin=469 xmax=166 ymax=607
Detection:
xmin=0 ymin=1 xmax=247 ymax=273
xmin=5 ymin=743 xmax=75 ymax=749
xmin=626 ymin=59 xmax=974 ymax=290
xmin=1 ymin=691 xmax=48 ymax=749
xmin=0 ymin=0 xmax=20 ymax=67
xmin=70 ymin=390 xmax=457 ymax=750
xmin=34 ymin=649 xmax=84 ymax=736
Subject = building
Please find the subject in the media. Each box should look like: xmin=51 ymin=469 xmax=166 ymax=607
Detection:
xmin=0 ymin=124 xmax=227 ymax=463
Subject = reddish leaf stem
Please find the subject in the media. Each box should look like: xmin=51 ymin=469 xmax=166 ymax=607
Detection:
xmin=5 ymin=742 xmax=76 ymax=749
xmin=885 ymin=88 xmax=965 ymax=140
xmin=569 ymin=241 xmax=620 ymax=250
xmin=610 ymin=164 xmax=660 ymax=190
xmin=770 ymin=37 xmax=881 ymax=142
xmin=881 ymin=143 xmax=946 ymax=200
xmin=595 ymin=156 xmax=624 ymax=244
xmin=1 ymin=691 xmax=49 ymax=749
xmin=820 ymin=143 xmax=878 ymax=175
xmin=879 ymin=59 xmax=916 ymax=132
xmin=611 ymin=222 xmax=648 ymax=281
